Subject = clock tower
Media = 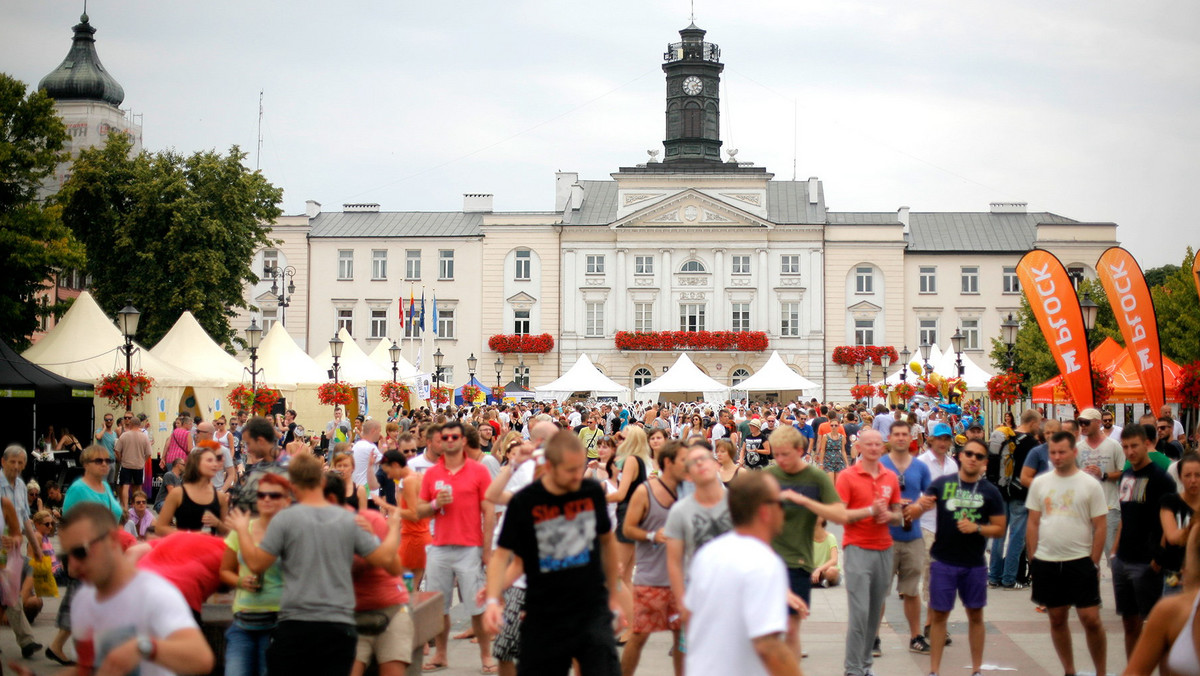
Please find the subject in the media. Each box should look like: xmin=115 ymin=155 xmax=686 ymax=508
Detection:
xmin=662 ymin=23 xmax=723 ymax=164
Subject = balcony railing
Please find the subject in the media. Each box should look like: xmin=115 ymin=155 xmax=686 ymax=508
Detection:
xmin=663 ymin=41 xmax=721 ymax=63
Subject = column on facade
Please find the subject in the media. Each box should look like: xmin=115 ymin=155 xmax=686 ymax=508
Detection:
xmin=711 ymin=248 xmax=725 ymax=331
xmin=563 ymin=249 xmax=577 ymax=335
xmin=660 ymin=249 xmax=673 ymax=330
xmin=615 ymin=249 xmax=627 ymax=333
xmin=757 ymin=248 xmax=769 ymax=336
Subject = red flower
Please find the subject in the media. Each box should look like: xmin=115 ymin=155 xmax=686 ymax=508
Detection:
xmin=488 ymin=334 xmax=554 ymax=354
xmin=379 ymin=381 xmax=410 ymax=405
xmin=227 ymin=385 xmax=281 ymax=416
xmin=431 ymin=387 xmax=453 ymax=405
xmin=461 ymin=385 xmax=484 ymax=401
xmin=986 ymin=372 xmax=1024 ymax=407
xmin=893 ymin=382 xmax=917 ymax=401
xmin=318 ymin=382 xmax=354 ymax=407
xmin=613 ymin=331 xmax=768 ymax=351
xmin=1180 ymin=361 xmax=1200 ymax=409
xmin=850 ymin=384 xmax=877 ymax=400
xmin=832 ymin=346 xmax=899 ymax=366
xmin=96 ymin=370 xmax=154 ymax=409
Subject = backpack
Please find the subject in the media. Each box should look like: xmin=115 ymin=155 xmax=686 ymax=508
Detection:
xmin=995 ymin=430 xmax=1030 ymax=500
xmin=987 ymin=427 xmax=1014 ymax=485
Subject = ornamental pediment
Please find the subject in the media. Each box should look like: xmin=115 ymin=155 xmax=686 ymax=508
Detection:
xmin=847 ymin=301 xmax=882 ymax=319
xmin=506 ymin=292 xmax=538 ymax=311
xmin=609 ymin=190 xmax=773 ymax=230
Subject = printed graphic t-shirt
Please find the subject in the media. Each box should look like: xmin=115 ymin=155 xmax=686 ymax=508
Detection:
xmin=925 ymin=474 xmax=1004 ymax=568
xmin=498 ymin=478 xmax=611 ymax=615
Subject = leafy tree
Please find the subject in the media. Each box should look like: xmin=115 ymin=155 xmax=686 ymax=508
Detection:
xmin=1151 ymin=248 xmax=1200 ymax=364
xmin=57 ymin=133 xmax=282 ymax=349
xmin=1145 ymin=264 xmax=1180 ymax=289
xmin=989 ymin=277 xmax=1120 ymax=387
xmin=0 ymin=73 xmax=86 ymax=350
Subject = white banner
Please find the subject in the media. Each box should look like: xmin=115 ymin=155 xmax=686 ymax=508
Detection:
xmin=415 ymin=374 xmax=432 ymax=401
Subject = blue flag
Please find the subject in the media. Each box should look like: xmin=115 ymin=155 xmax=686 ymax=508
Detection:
xmin=408 ymin=288 xmax=416 ymax=335
xmin=419 ymin=291 xmax=426 ymax=332
xmin=431 ymin=294 xmax=438 ymax=336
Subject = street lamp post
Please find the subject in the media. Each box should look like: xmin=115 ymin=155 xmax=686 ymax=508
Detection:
xmin=516 ymin=354 xmax=528 ymax=388
xmin=264 ymin=264 xmax=297 ymax=326
xmin=116 ymin=300 xmax=140 ymax=411
xmin=951 ymin=328 xmax=965 ymax=378
xmin=899 ymin=346 xmax=911 ymax=383
xmin=329 ymin=334 xmax=343 ymax=383
xmin=1001 ymin=314 xmax=1019 ymax=371
xmin=918 ymin=341 xmax=932 ymax=377
xmin=494 ymin=356 xmax=504 ymax=404
xmin=864 ymin=361 xmax=873 ymax=406
xmin=880 ymin=350 xmax=893 ymax=407
xmin=467 ymin=353 xmax=478 ymax=382
xmin=853 ymin=361 xmax=862 ymax=388
xmin=1079 ymin=292 xmax=1099 ymax=348
xmin=245 ymin=319 xmax=264 ymax=393
xmin=388 ymin=340 xmax=401 ymax=384
xmin=433 ymin=348 xmax=445 ymax=393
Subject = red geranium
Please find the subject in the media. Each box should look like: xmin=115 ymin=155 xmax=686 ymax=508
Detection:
xmin=1054 ymin=361 xmax=1115 ymax=408
xmin=227 ymin=384 xmax=281 ymax=416
xmin=432 ymin=387 xmax=452 ymax=405
xmin=832 ymin=346 xmax=900 ymax=367
xmin=986 ymin=372 xmax=1024 ymax=407
xmin=893 ymin=382 xmax=917 ymax=401
xmin=379 ymin=381 xmax=410 ymax=405
xmin=1180 ymin=361 xmax=1200 ymax=409
xmin=488 ymin=334 xmax=554 ymax=354
xmin=318 ymin=382 xmax=354 ymax=407
xmin=850 ymin=384 xmax=877 ymax=401
xmin=461 ymin=384 xmax=484 ymax=402
xmin=96 ymin=370 xmax=154 ymax=409
xmin=613 ymin=331 xmax=768 ymax=352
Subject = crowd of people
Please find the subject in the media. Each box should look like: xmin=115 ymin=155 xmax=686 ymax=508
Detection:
xmin=1 ymin=397 xmax=1198 ymax=676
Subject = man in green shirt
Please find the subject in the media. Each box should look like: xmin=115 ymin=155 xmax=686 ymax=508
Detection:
xmin=767 ymin=425 xmax=851 ymax=661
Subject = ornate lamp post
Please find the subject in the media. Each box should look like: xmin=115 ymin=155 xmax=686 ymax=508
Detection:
xmin=880 ymin=350 xmax=892 ymax=407
xmin=1079 ymin=292 xmax=1099 ymax=348
xmin=899 ymin=345 xmax=911 ymax=383
xmin=516 ymin=354 xmax=528 ymax=388
xmin=853 ymin=361 xmax=862 ymax=388
xmin=918 ymin=341 xmax=932 ymax=376
xmin=1001 ymin=314 xmax=1019 ymax=371
xmin=433 ymin=348 xmax=445 ymax=392
xmin=116 ymin=300 xmax=140 ymax=411
xmin=863 ymin=360 xmax=874 ymax=405
xmin=494 ymin=356 xmax=504 ymax=403
xmin=264 ymin=264 xmax=297 ymax=326
xmin=951 ymin=328 xmax=965 ymax=378
xmin=388 ymin=340 xmax=401 ymax=384
xmin=329 ymin=334 xmax=343 ymax=383
xmin=467 ymin=353 xmax=478 ymax=382
xmin=245 ymin=319 xmax=264 ymax=393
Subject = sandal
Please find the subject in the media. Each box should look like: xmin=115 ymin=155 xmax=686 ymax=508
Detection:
xmin=422 ymin=663 xmax=448 ymax=673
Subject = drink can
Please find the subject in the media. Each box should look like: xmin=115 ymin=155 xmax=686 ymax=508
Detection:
xmin=403 ymin=572 xmax=414 ymax=594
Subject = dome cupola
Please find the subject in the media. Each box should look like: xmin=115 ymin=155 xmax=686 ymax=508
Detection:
xmin=38 ymin=13 xmax=125 ymax=106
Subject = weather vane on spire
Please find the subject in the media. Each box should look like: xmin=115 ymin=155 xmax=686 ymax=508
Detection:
xmin=690 ymin=0 xmax=695 ymax=23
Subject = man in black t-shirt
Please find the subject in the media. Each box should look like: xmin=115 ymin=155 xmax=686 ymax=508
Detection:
xmin=483 ymin=431 xmax=621 ymax=676
xmin=740 ymin=419 xmax=771 ymax=470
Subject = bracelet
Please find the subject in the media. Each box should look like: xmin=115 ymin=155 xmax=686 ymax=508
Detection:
xmin=485 ymin=597 xmax=501 ymax=607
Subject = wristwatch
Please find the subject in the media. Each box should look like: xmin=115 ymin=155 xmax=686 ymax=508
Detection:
xmin=136 ymin=634 xmax=156 ymax=661
xmin=976 ymin=523 xmax=982 ymax=534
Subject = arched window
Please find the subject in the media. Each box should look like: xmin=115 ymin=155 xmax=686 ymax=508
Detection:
xmin=633 ymin=367 xmax=653 ymax=388
xmin=679 ymin=260 xmax=707 ymax=273
xmin=730 ymin=368 xmax=751 ymax=386
xmin=683 ymin=102 xmax=702 ymax=137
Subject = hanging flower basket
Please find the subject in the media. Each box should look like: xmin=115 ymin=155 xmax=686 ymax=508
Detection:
xmin=893 ymin=382 xmax=917 ymax=401
xmin=227 ymin=385 xmax=281 ymax=416
xmin=831 ymin=346 xmax=900 ymax=367
xmin=613 ymin=331 xmax=768 ymax=351
xmin=488 ymin=333 xmax=555 ymax=353
xmin=986 ymin=372 xmax=1025 ymax=407
xmin=850 ymin=384 xmax=877 ymax=401
xmin=461 ymin=384 xmax=484 ymax=401
xmin=96 ymin=370 xmax=154 ymax=409
xmin=379 ymin=381 xmax=410 ymax=405
xmin=491 ymin=386 xmax=507 ymax=401
xmin=431 ymin=387 xmax=452 ymax=405
xmin=1180 ymin=361 xmax=1200 ymax=409
xmin=318 ymin=382 xmax=354 ymax=407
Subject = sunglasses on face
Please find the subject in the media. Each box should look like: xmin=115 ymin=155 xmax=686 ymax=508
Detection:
xmin=89 ymin=457 xmax=111 ymax=465
xmin=133 ymin=500 xmax=146 ymax=505
xmin=442 ymin=434 xmax=461 ymax=441
xmin=1157 ymin=425 xmax=1170 ymax=430
xmin=104 ymin=419 xmax=114 ymax=424
xmin=256 ymin=491 xmax=286 ymax=501
xmin=59 ymin=531 xmax=109 ymax=562
xmin=961 ymin=451 xmax=987 ymax=461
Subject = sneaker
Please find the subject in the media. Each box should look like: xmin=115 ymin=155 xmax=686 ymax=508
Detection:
xmin=20 ymin=642 xmax=42 ymax=660
xmin=923 ymin=624 xmax=953 ymax=646
xmin=909 ymin=635 xmax=932 ymax=654
xmin=987 ymin=580 xmax=1001 ymax=588
xmin=1003 ymin=582 xmax=1027 ymax=590
xmin=872 ymin=637 xmax=882 ymax=657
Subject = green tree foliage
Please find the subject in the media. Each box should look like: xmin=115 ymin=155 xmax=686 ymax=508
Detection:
xmin=57 ymin=133 xmax=282 ymax=349
xmin=0 ymin=74 xmax=86 ymax=350
xmin=1144 ymin=264 xmax=1180 ymax=289
xmin=1150 ymin=248 xmax=1200 ymax=364
xmin=989 ymin=277 xmax=1120 ymax=387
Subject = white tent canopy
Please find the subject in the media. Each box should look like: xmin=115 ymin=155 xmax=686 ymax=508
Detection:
xmin=733 ymin=351 xmax=819 ymax=392
xmin=635 ymin=353 xmax=730 ymax=402
xmin=313 ymin=329 xmax=392 ymax=384
xmin=877 ymin=344 xmax=945 ymax=386
xmin=251 ymin=323 xmax=326 ymax=386
xmin=535 ymin=353 xmax=630 ymax=402
xmin=932 ymin=347 xmax=994 ymax=391
xmin=151 ymin=311 xmax=248 ymax=385
xmin=367 ymin=339 xmax=418 ymax=380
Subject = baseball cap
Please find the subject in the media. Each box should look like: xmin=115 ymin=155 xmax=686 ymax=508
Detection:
xmin=931 ymin=423 xmax=953 ymax=437
xmin=1078 ymin=408 xmax=1102 ymax=421
xmin=966 ymin=421 xmax=984 ymax=431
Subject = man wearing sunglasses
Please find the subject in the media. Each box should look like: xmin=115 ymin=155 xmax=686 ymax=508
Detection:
xmin=60 ymin=501 xmax=214 ymax=675
xmin=1074 ymin=408 xmax=1125 ymax=566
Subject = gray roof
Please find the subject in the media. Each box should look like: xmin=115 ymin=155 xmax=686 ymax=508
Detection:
xmin=565 ymin=179 xmax=826 ymax=225
xmin=906 ymin=212 xmax=1077 ymax=252
xmin=565 ymin=181 xmax=620 ymax=225
xmin=827 ymin=212 xmax=900 ymax=225
xmin=308 ymin=211 xmax=483 ymax=238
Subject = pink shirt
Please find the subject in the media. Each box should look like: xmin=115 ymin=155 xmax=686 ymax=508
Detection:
xmin=419 ymin=457 xmax=491 ymax=547
xmin=351 ymin=510 xmax=407 ymax=610
xmin=164 ymin=428 xmax=191 ymax=466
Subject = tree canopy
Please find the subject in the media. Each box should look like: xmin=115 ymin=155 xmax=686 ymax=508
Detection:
xmin=1151 ymin=248 xmax=1200 ymax=364
xmin=0 ymin=73 xmax=85 ymax=350
xmin=57 ymin=133 xmax=282 ymax=349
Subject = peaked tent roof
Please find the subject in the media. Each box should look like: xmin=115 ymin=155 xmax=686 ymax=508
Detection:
xmin=150 ymin=311 xmax=247 ymax=385
xmin=931 ymin=347 xmax=995 ymax=391
xmin=0 ymin=342 xmax=93 ymax=400
xmin=23 ymin=291 xmax=220 ymax=387
xmin=734 ymin=351 xmax=819 ymax=392
xmin=535 ymin=354 xmax=630 ymax=401
xmin=312 ymin=329 xmax=392 ymax=384
xmin=249 ymin=323 xmax=325 ymax=386
xmin=366 ymin=339 xmax=418 ymax=379
xmin=635 ymin=353 xmax=730 ymax=400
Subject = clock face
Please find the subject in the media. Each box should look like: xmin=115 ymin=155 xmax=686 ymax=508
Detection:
xmin=682 ymin=76 xmax=703 ymax=95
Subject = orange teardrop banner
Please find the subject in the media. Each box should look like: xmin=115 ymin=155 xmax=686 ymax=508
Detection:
xmin=1096 ymin=247 xmax=1165 ymax=413
xmin=1016 ymin=250 xmax=1095 ymax=410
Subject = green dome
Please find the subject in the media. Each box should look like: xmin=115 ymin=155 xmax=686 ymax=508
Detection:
xmin=38 ymin=13 xmax=125 ymax=106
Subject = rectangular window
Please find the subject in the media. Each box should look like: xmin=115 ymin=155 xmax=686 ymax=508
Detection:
xmin=634 ymin=303 xmax=653 ymax=333
xmin=439 ymin=250 xmax=454 ymax=280
xmin=262 ymin=249 xmax=278 ymax=275
xmin=780 ymin=302 xmax=800 ymax=336
xmin=961 ymin=266 xmax=979 ymax=294
xmin=679 ymin=304 xmax=706 ymax=332
xmin=780 ymin=255 xmax=800 ymax=275
xmin=405 ymin=250 xmax=421 ymax=280
xmin=731 ymin=303 xmax=750 ymax=332
xmin=731 ymin=255 xmax=751 ymax=275
xmin=585 ymin=302 xmax=605 ymax=337
xmin=514 ymin=310 xmax=530 ymax=335
xmin=515 ymin=250 xmax=531 ymax=280
xmin=337 ymin=250 xmax=353 ymax=280
xmin=261 ymin=308 xmax=277 ymax=334
xmin=919 ymin=319 xmax=938 ymax=347
xmin=437 ymin=308 xmax=456 ymax=339
xmin=370 ymin=309 xmax=387 ymax=339
xmin=371 ymin=250 xmax=387 ymax=280
xmin=634 ymin=255 xmax=654 ymax=275
xmin=336 ymin=308 xmax=354 ymax=336
xmin=855 ymin=266 xmax=874 ymax=294
xmin=919 ymin=266 xmax=937 ymax=294
xmin=1003 ymin=267 xmax=1020 ymax=294
xmin=961 ymin=318 xmax=980 ymax=350
xmin=586 ymin=254 xmax=605 ymax=275
xmin=403 ymin=317 xmax=420 ymax=338
xmin=855 ymin=319 xmax=874 ymax=346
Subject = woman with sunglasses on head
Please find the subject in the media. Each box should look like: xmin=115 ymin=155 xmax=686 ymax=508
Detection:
xmin=156 ymin=444 xmax=230 ymax=536
xmin=220 ymin=473 xmax=290 ymax=676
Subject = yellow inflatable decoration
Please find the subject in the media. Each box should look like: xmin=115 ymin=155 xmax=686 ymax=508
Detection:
xmin=909 ymin=361 xmax=924 ymax=376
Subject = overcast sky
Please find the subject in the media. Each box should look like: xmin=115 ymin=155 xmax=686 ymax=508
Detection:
xmin=5 ymin=1 xmax=1197 ymax=268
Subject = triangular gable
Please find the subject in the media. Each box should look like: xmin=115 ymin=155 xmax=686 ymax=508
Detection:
xmin=506 ymin=291 xmax=538 ymax=309
xmin=609 ymin=189 xmax=773 ymax=229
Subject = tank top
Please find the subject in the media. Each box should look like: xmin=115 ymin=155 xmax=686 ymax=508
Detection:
xmin=1168 ymin=592 xmax=1200 ymax=676
xmin=400 ymin=481 xmax=431 ymax=539
xmin=174 ymin=484 xmax=220 ymax=531
xmin=633 ymin=480 xmax=675 ymax=587
xmin=618 ymin=457 xmax=648 ymax=510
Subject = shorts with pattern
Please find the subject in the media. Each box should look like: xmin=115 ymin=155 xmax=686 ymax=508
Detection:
xmin=354 ymin=604 xmax=414 ymax=666
xmin=633 ymin=585 xmax=681 ymax=634
xmin=492 ymin=586 xmax=526 ymax=663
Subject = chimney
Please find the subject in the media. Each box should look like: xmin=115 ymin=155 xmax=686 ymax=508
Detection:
xmin=555 ymin=171 xmax=579 ymax=211
xmin=568 ymin=183 xmax=585 ymax=211
xmin=989 ymin=202 xmax=1027 ymax=214
xmin=897 ymin=206 xmax=910 ymax=235
xmin=305 ymin=200 xmax=321 ymax=218
xmin=463 ymin=193 xmax=493 ymax=213
xmin=807 ymin=177 xmax=819 ymax=205
xmin=342 ymin=203 xmax=380 ymax=212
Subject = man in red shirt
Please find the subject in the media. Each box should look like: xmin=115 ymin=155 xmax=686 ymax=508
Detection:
xmin=836 ymin=428 xmax=902 ymax=676
xmin=417 ymin=420 xmax=497 ymax=673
